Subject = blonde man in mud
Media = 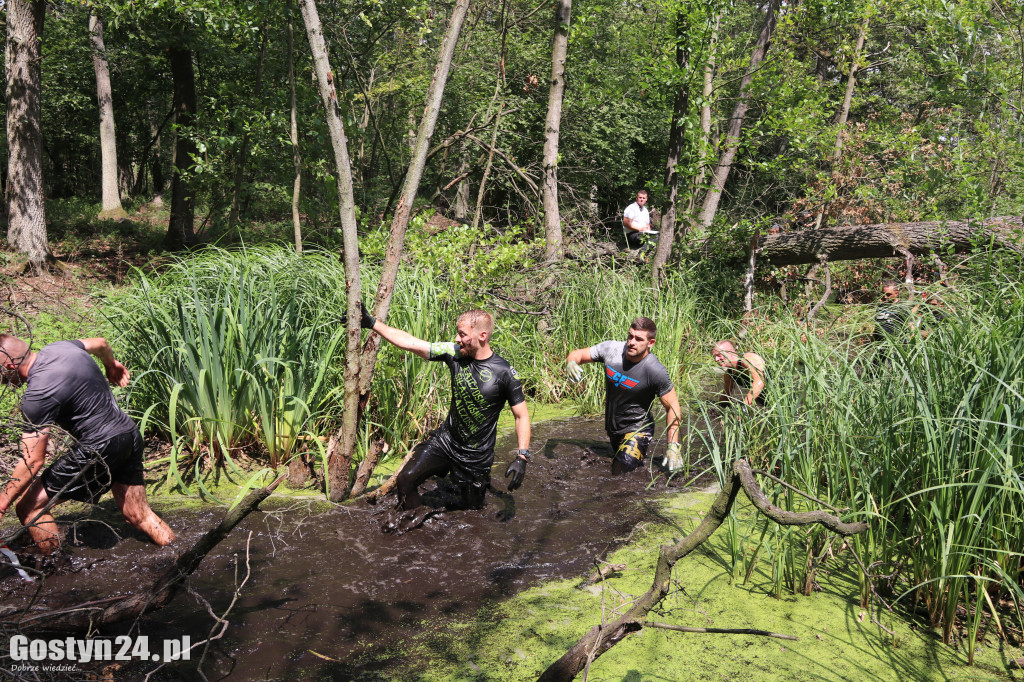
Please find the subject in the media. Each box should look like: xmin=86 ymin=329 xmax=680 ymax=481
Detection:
xmin=564 ymin=317 xmax=684 ymax=473
xmin=0 ymin=334 xmax=174 ymax=553
xmin=361 ymin=305 xmax=531 ymax=526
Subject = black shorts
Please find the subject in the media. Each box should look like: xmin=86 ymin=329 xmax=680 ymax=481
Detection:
xmin=40 ymin=427 xmax=146 ymax=504
xmin=609 ymin=429 xmax=653 ymax=473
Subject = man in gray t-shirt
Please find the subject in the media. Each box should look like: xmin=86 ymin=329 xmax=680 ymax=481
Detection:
xmin=564 ymin=317 xmax=683 ymax=474
xmin=0 ymin=335 xmax=174 ymax=553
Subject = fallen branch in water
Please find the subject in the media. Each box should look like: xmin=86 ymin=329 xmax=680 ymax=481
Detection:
xmin=645 ymin=621 xmax=797 ymax=641
xmin=537 ymin=459 xmax=868 ymax=682
xmin=1 ymin=475 xmax=285 ymax=632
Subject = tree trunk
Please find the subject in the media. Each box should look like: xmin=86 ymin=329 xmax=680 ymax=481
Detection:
xmin=651 ymin=9 xmax=691 ymax=283
xmin=758 ymin=216 xmax=1023 ymax=266
xmin=359 ymin=0 xmax=471 ymax=400
xmin=5 ymin=0 xmax=53 ymax=272
xmin=472 ymin=68 xmax=506 ymax=231
xmin=537 ymin=459 xmax=868 ymax=682
xmin=166 ymin=47 xmax=197 ymax=249
xmin=288 ymin=19 xmax=303 ymax=254
xmin=698 ymin=0 xmax=782 ymax=228
xmin=299 ymin=0 xmax=364 ymax=503
xmin=228 ymin=26 xmax=270 ymax=233
xmin=541 ymin=0 xmax=572 ymax=261
xmin=89 ymin=13 xmax=124 ymax=219
xmin=812 ymin=14 xmax=869 ymax=230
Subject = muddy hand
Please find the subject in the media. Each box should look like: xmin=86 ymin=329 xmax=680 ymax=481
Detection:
xmin=565 ymin=360 xmax=584 ymax=384
xmin=505 ymin=458 xmax=527 ymax=491
xmin=665 ymin=442 xmax=683 ymax=472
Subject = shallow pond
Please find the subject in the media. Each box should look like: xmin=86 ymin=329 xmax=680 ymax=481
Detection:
xmin=1 ymin=418 xmax=712 ymax=679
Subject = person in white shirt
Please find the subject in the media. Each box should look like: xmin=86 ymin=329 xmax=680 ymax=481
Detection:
xmin=622 ymin=189 xmax=654 ymax=249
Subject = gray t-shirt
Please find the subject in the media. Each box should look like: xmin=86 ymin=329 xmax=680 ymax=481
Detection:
xmin=590 ymin=340 xmax=674 ymax=436
xmin=20 ymin=340 xmax=136 ymax=448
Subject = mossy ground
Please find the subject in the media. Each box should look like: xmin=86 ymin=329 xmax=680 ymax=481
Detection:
xmin=379 ymin=490 xmax=1022 ymax=682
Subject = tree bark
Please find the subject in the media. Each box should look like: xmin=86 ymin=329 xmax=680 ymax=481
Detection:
xmin=541 ymin=0 xmax=572 ymax=261
xmin=228 ymin=26 xmax=270 ymax=233
xmin=166 ymin=47 xmax=197 ymax=249
xmin=812 ymin=14 xmax=869 ymax=230
xmin=288 ymin=17 xmax=303 ymax=254
xmin=89 ymin=13 xmax=124 ymax=219
xmin=359 ymin=0 xmax=471 ymax=401
xmin=698 ymin=0 xmax=782 ymax=228
xmin=298 ymin=0 xmax=364 ymax=503
xmin=537 ymin=459 xmax=867 ymax=682
xmin=5 ymin=0 xmax=53 ymax=272
xmin=757 ymin=216 xmax=1023 ymax=266
xmin=652 ymin=9 xmax=691 ymax=283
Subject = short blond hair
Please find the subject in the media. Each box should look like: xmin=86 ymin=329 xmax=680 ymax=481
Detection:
xmin=457 ymin=309 xmax=494 ymax=336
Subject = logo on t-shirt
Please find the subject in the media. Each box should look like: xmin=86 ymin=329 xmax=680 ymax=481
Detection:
xmin=605 ymin=365 xmax=638 ymax=389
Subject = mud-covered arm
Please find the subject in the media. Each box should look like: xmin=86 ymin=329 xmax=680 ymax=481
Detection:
xmin=741 ymin=353 xmax=766 ymax=405
xmin=0 ymin=431 xmax=49 ymax=521
xmin=78 ymin=337 xmax=130 ymax=387
xmin=659 ymin=388 xmax=682 ymax=445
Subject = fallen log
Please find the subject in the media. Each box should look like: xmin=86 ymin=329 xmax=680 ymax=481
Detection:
xmin=537 ymin=459 xmax=868 ymax=682
xmin=1 ymin=475 xmax=285 ymax=632
xmin=758 ymin=215 xmax=1022 ymax=266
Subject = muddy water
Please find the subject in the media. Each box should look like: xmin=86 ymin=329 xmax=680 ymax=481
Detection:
xmin=1 ymin=418 xmax=712 ymax=679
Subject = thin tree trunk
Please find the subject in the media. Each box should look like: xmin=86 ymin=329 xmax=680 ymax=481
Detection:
xmin=166 ymin=47 xmax=197 ymax=249
xmin=5 ymin=0 xmax=53 ymax=272
xmin=472 ymin=63 xmax=507 ymax=231
xmin=298 ymin=0 xmax=363 ymax=502
xmin=359 ymin=0 xmax=472 ymax=401
xmin=453 ymin=141 xmax=472 ymax=221
xmin=697 ymin=15 xmax=718 ymax=191
xmin=89 ymin=13 xmax=124 ymax=219
xmin=698 ymin=0 xmax=782 ymax=228
xmin=228 ymin=26 xmax=270 ymax=233
xmin=652 ymin=9 xmax=691 ymax=283
xmin=812 ymin=14 xmax=869 ymax=230
xmin=288 ymin=18 xmax=303 ymax=254
xmin=541 ymin=0 xmax=572 ymax=261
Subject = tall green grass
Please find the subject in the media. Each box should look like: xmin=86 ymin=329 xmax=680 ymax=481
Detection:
xmin=705 ymin=277 xmax=1024 ymax=644
xmin=109 ymin=247 xmax=348 ymax=477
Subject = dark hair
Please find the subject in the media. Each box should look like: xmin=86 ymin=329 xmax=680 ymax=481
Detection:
xmin=630 ymin=317 xmax=657 ymax=338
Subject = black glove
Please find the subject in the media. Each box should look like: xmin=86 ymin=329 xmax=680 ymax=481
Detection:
xmin=360 ymin=302 xmax=377 ymax=330
xmin=505 ymin=458 xmax=527 ymax=491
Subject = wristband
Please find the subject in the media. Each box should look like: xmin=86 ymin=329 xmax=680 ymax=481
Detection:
xmin=514 ymin=448 xmax=531 ymax=460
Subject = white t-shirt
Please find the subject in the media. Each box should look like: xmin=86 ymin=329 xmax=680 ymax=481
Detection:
xmin=623 ymin=202 xmax=650 ymax=230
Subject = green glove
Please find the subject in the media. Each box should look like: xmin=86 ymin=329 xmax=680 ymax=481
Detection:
xmin=566 ymin=360 xmax=584 ymax=384
xmin=665 ymin=442 xmax=683 ymax=472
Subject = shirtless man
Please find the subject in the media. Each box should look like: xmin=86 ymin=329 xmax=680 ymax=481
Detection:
xmin=712 ymin=340 xmax=767 ymax=407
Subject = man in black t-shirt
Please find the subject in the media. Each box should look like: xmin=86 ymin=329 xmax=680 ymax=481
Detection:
xmin=0 ymin=335 xmax=175 ymax=553
xmin=564 ymin=317 xmax=683 ymax=473
xmin=362 ymin=306 xmax=531 ymax=511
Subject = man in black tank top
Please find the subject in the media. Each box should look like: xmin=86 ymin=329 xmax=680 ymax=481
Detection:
xmin=361 ymin=305 xmax=531 ymax=512
xmin=712 ymin=340 xmax=767 ymax=406
xmin=0 ymin=334 xmax=175 ymax=553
